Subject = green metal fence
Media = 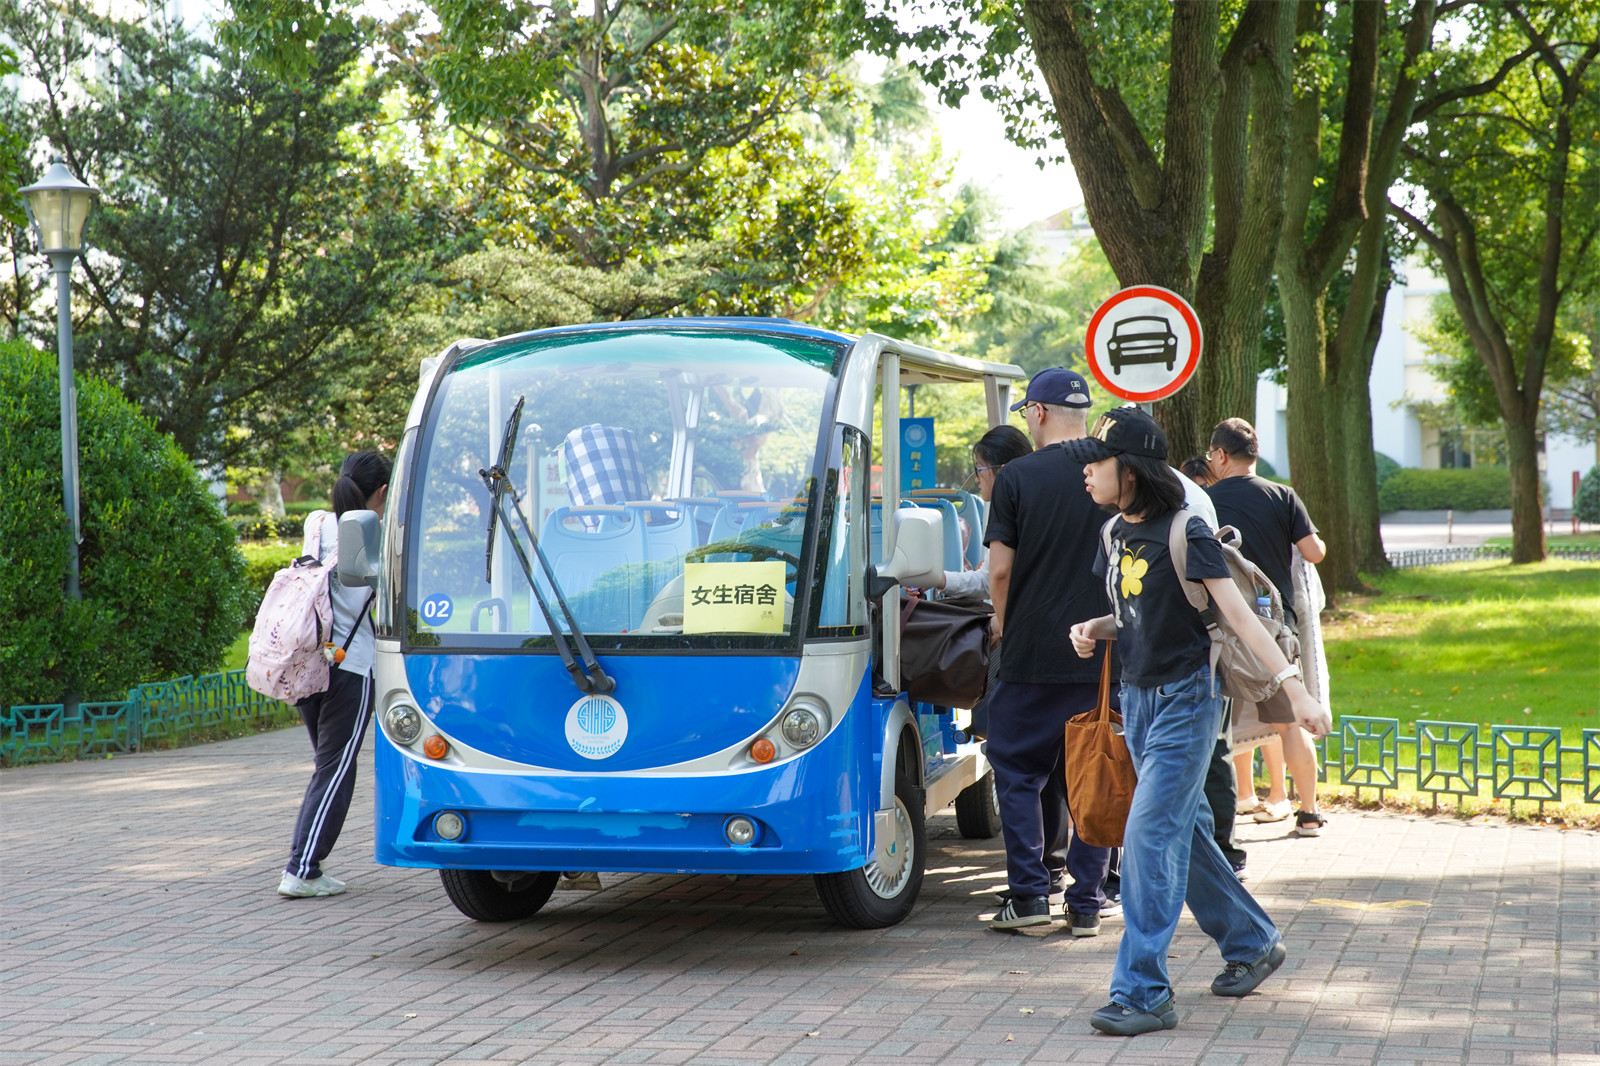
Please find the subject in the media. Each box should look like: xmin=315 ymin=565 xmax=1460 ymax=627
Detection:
xmin=4 ymin=678 xmax=1598 ymax=813
xmin=1316 ymin=716 xmax=1600 ymax=810
xmin=1 ymin=670 xmax=295 ymax=765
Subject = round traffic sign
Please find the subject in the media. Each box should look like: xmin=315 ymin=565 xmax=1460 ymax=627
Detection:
xmin=1085 ymin=285 xmax=1203 ymax=403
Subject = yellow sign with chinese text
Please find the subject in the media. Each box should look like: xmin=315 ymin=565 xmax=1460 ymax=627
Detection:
xmin=682 ymin=561 xmax=786 ymax=634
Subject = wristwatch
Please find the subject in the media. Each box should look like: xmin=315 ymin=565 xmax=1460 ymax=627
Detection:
xmin=1271 ymin=664 xmax=1303 ymax=686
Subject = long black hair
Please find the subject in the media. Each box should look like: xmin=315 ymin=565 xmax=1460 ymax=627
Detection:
xmin=1112 ymin=453 xmax=1186 ymax=520
xmin=974 ymin=424 xmax=1032 ymax=468
xmin=332 ymin=450 xmax=393 ymax=517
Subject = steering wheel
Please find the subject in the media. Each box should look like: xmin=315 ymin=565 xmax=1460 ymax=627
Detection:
xmin=687 ymin=541 xmax=801 ymax=570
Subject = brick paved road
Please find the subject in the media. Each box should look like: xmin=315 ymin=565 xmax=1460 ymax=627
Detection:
xmin=3 ymin=728 xmax=1597 ymax=1066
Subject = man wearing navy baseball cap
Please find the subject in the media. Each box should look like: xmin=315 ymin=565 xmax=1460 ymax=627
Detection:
xmin=1009 ymin=366 xmax=1093 ymax=413
xmin=984 ymin=366 xmax=1116 ymax=935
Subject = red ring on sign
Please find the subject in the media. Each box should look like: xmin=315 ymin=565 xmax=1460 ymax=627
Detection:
xmin=1084 ymin=285 xmax=1204 ymax=403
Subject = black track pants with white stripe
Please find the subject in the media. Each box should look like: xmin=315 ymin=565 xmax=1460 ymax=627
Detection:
xmin=285 ymin=669 xmax=374 ymax=881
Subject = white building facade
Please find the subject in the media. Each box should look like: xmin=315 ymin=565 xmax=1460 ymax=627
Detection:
xmin=1253 ymin=260 xmax=1595 ymax=511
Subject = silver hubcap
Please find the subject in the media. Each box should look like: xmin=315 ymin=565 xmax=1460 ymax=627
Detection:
xmin=864 ymin=796 xmax=914 ymax=899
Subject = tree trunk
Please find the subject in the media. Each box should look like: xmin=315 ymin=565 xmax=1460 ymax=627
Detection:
xmin=1340 ymin=264 xmax=1392 ymax=575
xmin=1505 ymin=407 xmax=1546 ymax=564
xmin=1280 ymin=270 xmax=1353 ymax=600
xmin=259 ymin=471 xmax=287 ymax=519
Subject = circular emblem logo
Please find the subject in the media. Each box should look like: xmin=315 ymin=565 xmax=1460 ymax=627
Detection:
xmin=904 ymin=422 xmax=929 ymax=447
xmin=565 ymin=694 xmax=628 ymax=759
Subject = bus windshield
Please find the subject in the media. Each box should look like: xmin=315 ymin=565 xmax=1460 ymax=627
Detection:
xmin=406 ymin=325 xmax=845 ymax=652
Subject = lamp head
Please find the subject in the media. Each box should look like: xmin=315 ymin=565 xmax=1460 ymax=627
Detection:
xmin=20 ymin=157 xmax=98 ymax=255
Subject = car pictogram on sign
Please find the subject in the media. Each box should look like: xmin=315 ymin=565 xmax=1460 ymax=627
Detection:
xmin=1108 ymin=315 xmax=1178 ymax=374
xmin=1085 ymin=285 xmax=1203 ymax=403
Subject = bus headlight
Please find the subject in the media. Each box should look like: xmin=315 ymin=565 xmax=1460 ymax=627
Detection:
xmin=386 ymin=702 xmax=423 ymax=745
xmin=435 ymin=811 xmax=466 ymax=841
xmin=781 ymin=706 xmax=823 ymax=748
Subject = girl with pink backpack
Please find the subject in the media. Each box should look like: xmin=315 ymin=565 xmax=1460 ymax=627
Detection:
xmin=277 ymin=451 xmax=392 ymax=899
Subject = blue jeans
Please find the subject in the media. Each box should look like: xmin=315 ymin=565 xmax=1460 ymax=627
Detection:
xmin=1110 ymin=667 xmax=1279 ymax=1012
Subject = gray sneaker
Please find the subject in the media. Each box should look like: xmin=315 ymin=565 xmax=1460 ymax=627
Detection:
xmin=1090 ymin=996 xmax=1178 ymax=1035
xmin=1211 ymin=940 xmax=1287 ymax=996
xmin=278 ymin=872 xmax=347 ymax=898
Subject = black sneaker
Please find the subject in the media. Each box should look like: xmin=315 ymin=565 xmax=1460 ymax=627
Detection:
xmin=991 ymin=895 xmax=1052 ymax=930
xmin=1294 ymin=810 xmax=1327 ymax=837
xmin=1068 ymin=910 xmax=1101 ymax=937
xmin=1089 ymin=996 xmax=1178 ymax=1035
xmin=1211 ymin=940 xmax=1288 ymax=996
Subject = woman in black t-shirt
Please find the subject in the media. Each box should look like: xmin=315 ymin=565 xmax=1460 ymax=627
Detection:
xmin=1061 ymin=407 xmax=1328 ymax=1037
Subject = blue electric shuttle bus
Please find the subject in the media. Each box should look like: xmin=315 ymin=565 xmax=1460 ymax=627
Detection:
xmin=336 ymin=319 xmax=1026 ymax=928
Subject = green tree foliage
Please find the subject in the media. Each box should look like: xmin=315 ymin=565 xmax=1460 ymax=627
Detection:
xmin=0 ymin=40 xmax=25 ymax=230
xmin=0 ymin=340 xmax=246 ymax=709
xmin=3 ymin=5 xmax=442 ymax=470
xmin=1393 ymin=3 xmax=1600 ymax=562
xmin=325 ymin=57 xmax=996 ymax=451
xmin=854 ymin=0 xmax=1300 ymax=458
xmin=372 ymin=0 xmax=847 ymax=269
xmin=1273 ymin=0 xmax=1436 ymax=593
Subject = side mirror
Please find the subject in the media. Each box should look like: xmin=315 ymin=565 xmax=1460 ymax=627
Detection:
xmin=875 ymin=507 xmax=944 ymax=592
xmin=338 ymin=510 xmax=382 ymax=588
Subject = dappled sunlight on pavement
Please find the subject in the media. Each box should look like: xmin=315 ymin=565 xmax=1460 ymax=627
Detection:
xmin=2 ymin=728 xmax=1597 ymax=1065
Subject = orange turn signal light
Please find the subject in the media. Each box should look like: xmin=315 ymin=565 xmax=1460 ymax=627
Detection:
xmin=423 ymin=735 xmax=449 ymax=760
xmin=750 ymin=738 xmax=776 ymax=763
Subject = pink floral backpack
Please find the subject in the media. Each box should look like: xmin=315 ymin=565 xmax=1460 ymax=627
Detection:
xmin=245 ymin=513 xmax=337 ymax=703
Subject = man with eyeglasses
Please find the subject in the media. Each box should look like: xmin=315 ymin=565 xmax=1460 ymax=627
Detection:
xmin=1205 ymin=418 xmax=1329 ymax=838
xmin=984 ymin=367 xmax=1117 ymax=935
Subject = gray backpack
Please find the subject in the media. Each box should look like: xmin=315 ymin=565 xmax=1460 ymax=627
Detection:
xmin=1100 ymin=508 xmax=1301 ymax=704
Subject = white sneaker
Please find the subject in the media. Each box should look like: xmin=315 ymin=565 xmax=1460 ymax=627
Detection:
xmin=1253 ymin=799 xmax=1293 ymax=823
xmin=278 ymin=872 xmax=347 ymax=897
xmin=1236 ymin=796 xmax=1265 ymax=816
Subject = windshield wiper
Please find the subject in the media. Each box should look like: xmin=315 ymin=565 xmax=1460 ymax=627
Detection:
xmin=480 ymin=397 xmax=615 ymax=695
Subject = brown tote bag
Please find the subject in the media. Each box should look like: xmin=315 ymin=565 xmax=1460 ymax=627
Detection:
xmin=1062 ymin=646 xmax=1137 ymax=848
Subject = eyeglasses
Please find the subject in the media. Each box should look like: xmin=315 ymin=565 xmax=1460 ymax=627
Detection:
xmin=1205 ymin=448 xmax=1225 ymax=462
xmin=973 ymin=464 xmax=999 ymax=478
xmin=1020 ymin=401 xmax=1042 ymax=415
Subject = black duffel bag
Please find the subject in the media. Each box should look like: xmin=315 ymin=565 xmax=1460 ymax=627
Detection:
xmin=899 ymin=590 xmax=993 ymax=708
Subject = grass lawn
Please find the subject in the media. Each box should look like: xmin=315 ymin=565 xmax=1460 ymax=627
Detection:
xmin=1482 ymin=531 xmax=1600 ymax=550
xmin=1324 ymin=559 xmax=1599 ymax=733
xmin=223 ymin=629 xmax=251 ymax=672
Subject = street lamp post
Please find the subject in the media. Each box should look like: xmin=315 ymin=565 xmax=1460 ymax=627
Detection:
xmin=20 ymin=157 xmax=98 ymax=607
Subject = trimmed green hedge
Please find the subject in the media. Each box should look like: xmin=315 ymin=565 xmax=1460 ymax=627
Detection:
xmin=0 ymin=341 xmax=246 ymax=708
xmin=1378 ymin=466 xmax=1513 ymax=512
xmin=1374 ymin=451 xmax=1401 ymax=488
xmin=240 ymin=542 xmax=303 ymax=626
xmin=230 ymin=513 xmax=306 ymax=541
xmin=1576 ymin=466 xmax=1600 ymax=524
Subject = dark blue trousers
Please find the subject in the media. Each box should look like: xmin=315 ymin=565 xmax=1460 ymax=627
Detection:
xmin=986 ymin=679 xmax=1112 ymax=914
xmin=286 ymin=668 xmax=373 ymax=881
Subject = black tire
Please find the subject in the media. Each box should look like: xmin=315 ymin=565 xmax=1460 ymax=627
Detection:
xmin=439 ymin=869 xmax=560 ymax=922
xmin=814 ymin=767 xmax=926 ymax=929
xmin=954 ymin=770 xmax=1003 ymax=839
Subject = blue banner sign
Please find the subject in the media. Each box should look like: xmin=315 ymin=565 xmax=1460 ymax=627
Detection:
xmin=901 ymin=417 xmax=935 ymax=492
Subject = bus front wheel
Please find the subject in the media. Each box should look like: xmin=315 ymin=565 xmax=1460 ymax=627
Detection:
xmin=813 ymin=767 xmax=926 ymax=929
xmin=439 ymin=869 xmax=559 ymax=922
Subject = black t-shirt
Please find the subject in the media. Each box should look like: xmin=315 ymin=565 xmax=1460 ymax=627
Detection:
xmin=1204 ymin=475 xmax=1318 ymax=619
xmin=984 ymin=442 xmax=1111 ymax=684
xmin=1093 ymin=512 xmax=1231 ymax=687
